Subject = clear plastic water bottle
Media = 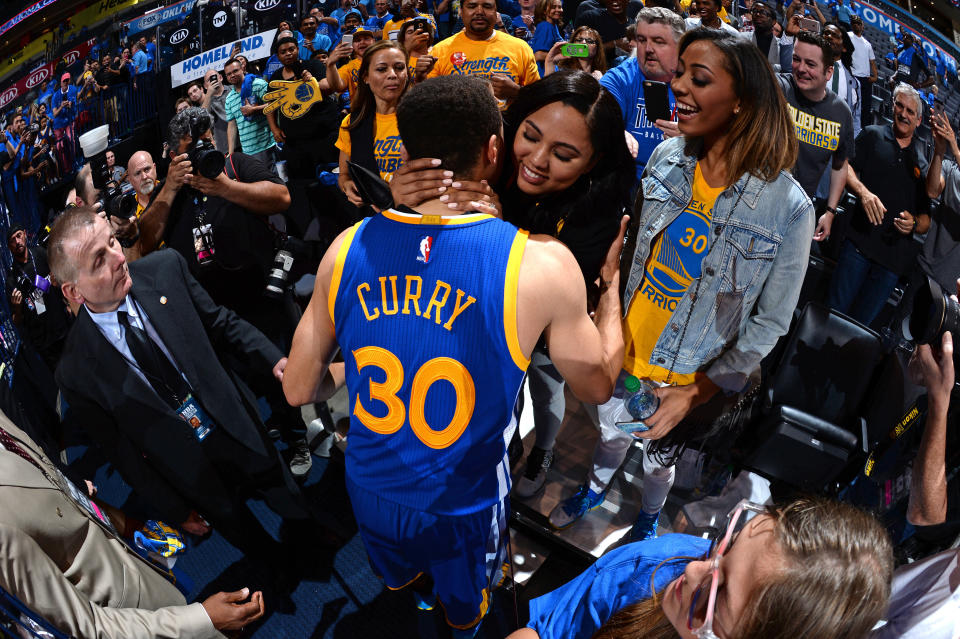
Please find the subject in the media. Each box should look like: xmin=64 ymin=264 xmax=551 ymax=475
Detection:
xmin=616 ymin=375 xmax=659 ymax=434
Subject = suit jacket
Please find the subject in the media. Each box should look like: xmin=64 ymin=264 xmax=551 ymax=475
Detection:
xmin=751 ymin=30 xmax=793 ymax=73
xmin=56 ymin=249 xmax=284 ymax=525
xmin=0 ymin=412 xmax=224 ymax=639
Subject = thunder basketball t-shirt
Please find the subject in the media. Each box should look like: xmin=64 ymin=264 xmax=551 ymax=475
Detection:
xmin=622 ymin=163 xmax=723 ymax=384
xmin=335 ymin=112 xmax=403 ymax=181
xmin=428 ymin=30 xmax=540 ymax=108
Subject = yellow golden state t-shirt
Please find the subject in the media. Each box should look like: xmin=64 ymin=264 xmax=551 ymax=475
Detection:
xmin=623 ymin=163 xmax=724 ymax=384
xmin=335 ymin=112 xmax=403 ymax=182
xmin=337 ymin=58 xmax=362 ymax=99
xmin=428 ymin=30 xmax=540 ymax=108
xmin=382 ymin=12 xmax=437 ymax=41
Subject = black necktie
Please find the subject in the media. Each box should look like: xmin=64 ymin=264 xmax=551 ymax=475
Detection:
xmin=117 ymin=310 xmax=189 ymax=408
xmin=0 ymin=426 xmax=41 ymax=471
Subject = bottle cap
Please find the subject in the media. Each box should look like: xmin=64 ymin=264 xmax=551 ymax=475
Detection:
xmin=624 ymin=375 xmax=641 ymax=393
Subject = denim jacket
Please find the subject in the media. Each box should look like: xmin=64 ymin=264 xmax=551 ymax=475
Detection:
xmin=624 ymin=137 xmax=814 ymax=394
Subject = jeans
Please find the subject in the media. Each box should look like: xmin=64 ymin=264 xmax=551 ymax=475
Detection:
xmin=826 ymin=239 xmax=900 ymax=327
xmin=582 ymin=371 xmax=676 ymax=514
xmin=527 ymin=348 xmax=566 ymax=451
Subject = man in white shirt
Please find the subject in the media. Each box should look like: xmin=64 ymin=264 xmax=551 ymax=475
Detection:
xmin=848 ymin=15 xmax=877 ymax=129
xmin=684 ymin=0 xmax=740 ymax=36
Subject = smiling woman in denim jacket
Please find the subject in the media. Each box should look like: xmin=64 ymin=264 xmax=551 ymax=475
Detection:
xmin=548 ymin=29 xmax=815 ymax=538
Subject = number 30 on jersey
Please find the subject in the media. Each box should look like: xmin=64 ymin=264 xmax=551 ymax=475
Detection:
xmin=352 ymin=346 xmax=476 ymax=450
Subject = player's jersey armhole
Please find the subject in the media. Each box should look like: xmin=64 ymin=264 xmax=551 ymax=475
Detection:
xmin=503 ymin=229 xmax=530 ymax=372
xmin=328 ymin=221 xmax=363 ymax=327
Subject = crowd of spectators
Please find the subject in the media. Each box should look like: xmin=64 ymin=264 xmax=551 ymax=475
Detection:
xmin=0 ymin=0 xmax=959 ymax=637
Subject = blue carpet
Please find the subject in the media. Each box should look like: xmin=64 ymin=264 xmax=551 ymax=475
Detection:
xmin=65 ymin=442 xmax=521 ymax=638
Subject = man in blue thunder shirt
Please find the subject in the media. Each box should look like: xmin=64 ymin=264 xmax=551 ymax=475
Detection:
xmin=600 ymin=7 xmax=681 ymax=186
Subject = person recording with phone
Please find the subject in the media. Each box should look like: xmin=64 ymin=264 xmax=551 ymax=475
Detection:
xmin=599 ymin=8 xmax=682 ymax=185
xmin=51 ymin=72 xmax=79 ymax=174
xmin=543 ymin=26 xmax=607 ymax=79
xmin=398 ymin=21 xmax=435 ymax=81
xmin=201 ymin=69 xmax=230 ymax=153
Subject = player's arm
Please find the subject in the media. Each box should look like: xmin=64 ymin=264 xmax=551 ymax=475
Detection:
xmin=526 ymin=218 xmax=627 ymax=405
xmin=283 ymin=229 xmax=348 ymax=406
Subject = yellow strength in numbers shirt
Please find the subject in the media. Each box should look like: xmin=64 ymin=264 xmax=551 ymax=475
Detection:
xmin=335 ymin=112 xmax=403 ymax=182
xmin=428 ymin=30 xmax=540 ymax=108
xmin=623 ymin=163 xmax=724 ymax=385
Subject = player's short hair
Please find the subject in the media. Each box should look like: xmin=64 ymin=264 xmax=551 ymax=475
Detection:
xmin=396 ymin=75 xmax=502 ymax=176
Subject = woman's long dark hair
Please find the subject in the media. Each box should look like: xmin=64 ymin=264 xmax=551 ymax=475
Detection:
xmin=501 ymin=70 xmax=634 ymax=261
xmin=348 ymin=40 xmax=407 ymax=131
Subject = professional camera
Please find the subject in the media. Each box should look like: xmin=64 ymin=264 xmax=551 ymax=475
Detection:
xmin=187 ymin=113 xmax=225 ymax=179
xmin=910 ymin=276 xmax=960 ymax=346
xmin=264 ymin=236 xmax=315 ymax=298
xmin=264 ymin=244 xmax=294 ymax=298
xmin=77 ymin=126 xmax=137 ymax=221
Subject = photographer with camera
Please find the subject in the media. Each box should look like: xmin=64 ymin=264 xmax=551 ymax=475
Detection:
xmin=140 ymin=108 xmax=313 ymax=478
xmin=74 ymin=162 xmax=143 ymax=261
xmin=5 ymin=225 xmax=71 ymax=371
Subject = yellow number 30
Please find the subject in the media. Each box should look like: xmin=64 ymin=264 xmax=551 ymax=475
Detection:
xmin=352 ymin=346 xmax=476 ymax=449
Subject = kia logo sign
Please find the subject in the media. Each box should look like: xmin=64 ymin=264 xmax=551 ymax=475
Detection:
xmin=212 ymin=10 xmax=227 ymax=27
xmin=254 ymin=0 xmax=281 ymax=10
xmin=0 ymin=87 xmax=18 ymax=108
xmin=61 ymin=50 xmax=79 ymax=66
xmin=140 ymin=12 xmax=161 ymax=28
xmin=169 ymin=28 xmax=189 ymax=44
xmin=25 ymin=67 xmax=49 ymax=89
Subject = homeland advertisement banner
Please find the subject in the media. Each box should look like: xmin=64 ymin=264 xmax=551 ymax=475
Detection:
xmin=125 ymin=0 xmax=197 ymax=35
xmin=0 ymin=38 xmax=97 ymax=109
xmin=852 ymin=1 xmax=957 ymax=73
xmin=170 ymin=29 xmax=275 ymax=87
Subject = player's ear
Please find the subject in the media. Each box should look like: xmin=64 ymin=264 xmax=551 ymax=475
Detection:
xmin=484 ymin=134 xmax=500 ymax=168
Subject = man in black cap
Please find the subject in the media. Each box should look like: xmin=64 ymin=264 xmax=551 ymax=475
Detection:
xmin=747 ymin=0 xmax=793 ymax=71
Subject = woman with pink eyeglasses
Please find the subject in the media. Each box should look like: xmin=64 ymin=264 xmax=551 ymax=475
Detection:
xmin=508 ymin=497 xmax=892 ymax=639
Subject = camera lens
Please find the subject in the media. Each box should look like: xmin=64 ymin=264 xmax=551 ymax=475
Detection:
xmin=909 ymin=276 xmax=960 ymax=344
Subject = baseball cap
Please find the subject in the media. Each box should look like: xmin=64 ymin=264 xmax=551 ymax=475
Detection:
xmin=61 ymin=72 xmax=71 ymax=81
xmin=353 ymin=26 xmax=375 ymax=36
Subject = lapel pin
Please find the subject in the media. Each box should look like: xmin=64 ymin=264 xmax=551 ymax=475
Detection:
xmin=160 ymin=296 xmax=168 ymax=305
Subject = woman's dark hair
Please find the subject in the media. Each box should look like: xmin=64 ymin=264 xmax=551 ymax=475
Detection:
xmin=502 ymin=70 xmax=634 ymax=270
xmin=348 ymin=40 xmax=408 ymax=131
xmin=676 ymin=29 xmax=797 ymax=185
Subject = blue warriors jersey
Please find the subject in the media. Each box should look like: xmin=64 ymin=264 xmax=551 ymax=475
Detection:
xmin=330 ymin=208 xmax=530 ymax=515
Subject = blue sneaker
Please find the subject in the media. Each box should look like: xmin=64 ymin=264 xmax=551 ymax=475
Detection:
xmin=413 ymin=590 xmax=437 ymax=611
xmin=549 ymin=483 xmax=607 ymax=529
xmin=630 ymin=509 xmax=661 ymax=542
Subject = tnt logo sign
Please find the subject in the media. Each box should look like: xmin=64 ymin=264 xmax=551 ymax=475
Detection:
xmin=213 ymin=10 xmax=227 ymax=27
xmin=25 ymin=68 xmax=49 ymax=89
xmin=254 ymin=0 xmax=281 ymax=10
xmin=0 ymin=87 xmax=18 ymax=108
xmin=417 ymin=236 xmax=433 ymax=263
xmin=169 ymin=28 xmax=189 ymax=45
xmin=62 ymin=50 xmax=80 ymax=66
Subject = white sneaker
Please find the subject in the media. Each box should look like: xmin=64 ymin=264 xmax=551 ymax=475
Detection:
xmin=514 ymin=447 xmax=553 ymax=498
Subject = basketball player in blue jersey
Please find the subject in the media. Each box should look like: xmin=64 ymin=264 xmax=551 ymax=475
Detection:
xmin=284 ymin=75 xmax=627 ymax=638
